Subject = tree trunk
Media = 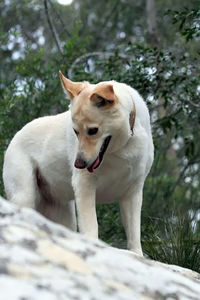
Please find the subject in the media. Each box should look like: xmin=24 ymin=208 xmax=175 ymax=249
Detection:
xmin=146 ymin=0 xmax=158 ymax=46
xmin=146 ymin=0 xmax=179 ymax=179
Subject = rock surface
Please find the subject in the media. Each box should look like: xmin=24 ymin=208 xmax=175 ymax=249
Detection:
xmin=0 ymin=195 xmax=199 ymax=300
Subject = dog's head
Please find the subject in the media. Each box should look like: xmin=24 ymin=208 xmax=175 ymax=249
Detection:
xmin=60 ymin=71 xmax=135 ymax=173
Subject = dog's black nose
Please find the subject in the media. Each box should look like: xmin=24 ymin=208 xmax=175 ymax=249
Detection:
xmin=74 ymin=158 xmax=87 ymax=169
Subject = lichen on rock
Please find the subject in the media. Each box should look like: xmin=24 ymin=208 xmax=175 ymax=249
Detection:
xmin=0 ymin=196 xmax=199 ymax=300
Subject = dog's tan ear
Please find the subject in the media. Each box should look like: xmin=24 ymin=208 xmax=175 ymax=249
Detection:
xmin=90 ymin=84 xmax=116 ymax=108
xmin=59 ymin=71 xmax=84 ymax=100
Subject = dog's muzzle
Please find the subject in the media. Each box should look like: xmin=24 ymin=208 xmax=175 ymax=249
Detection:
xmin=87 ymin=135 xmax=112 ymax=173
xmin=74 ymin=135 xmax=112 ymax=173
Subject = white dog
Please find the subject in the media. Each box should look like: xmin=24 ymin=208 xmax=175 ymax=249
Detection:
xmin=3 ymin=72 xmax=154 ymax=255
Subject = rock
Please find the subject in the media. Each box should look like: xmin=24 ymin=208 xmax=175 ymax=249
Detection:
xmin=0 ymin=195 xmax=199 ymax=300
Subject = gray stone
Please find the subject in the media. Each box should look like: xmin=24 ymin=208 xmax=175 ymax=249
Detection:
xmin=0 ymin=195 xmax=199 ymax=300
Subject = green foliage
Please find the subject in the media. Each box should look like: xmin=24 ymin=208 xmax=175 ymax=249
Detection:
xmin=97 ymin=203 xmax=126 ymax=249
xmin=142 ymin=214 xmax=200 ymax=273
xmin=170 ymin=9 xmax=200 ymax=41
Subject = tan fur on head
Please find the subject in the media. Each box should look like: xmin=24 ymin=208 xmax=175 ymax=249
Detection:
xmin=59 ymin=72 xmax=136 ymax=140
xmin=90 ymin=84 xmax=118 ymax=108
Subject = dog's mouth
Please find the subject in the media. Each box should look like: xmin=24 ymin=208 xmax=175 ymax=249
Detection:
xmin=87 ymin=136 xmax=112 ymax=173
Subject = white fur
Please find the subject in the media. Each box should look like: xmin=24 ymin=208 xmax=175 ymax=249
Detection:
xmin=3 ymin=81 xmax=154 ymax=255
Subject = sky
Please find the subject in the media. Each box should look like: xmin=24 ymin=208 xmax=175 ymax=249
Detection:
xmin=57 ymin=0 xmax=73 ymax=5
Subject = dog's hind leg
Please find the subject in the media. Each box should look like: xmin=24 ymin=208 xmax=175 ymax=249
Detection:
xmin=38 ymin=199 xmax=77 ymax=231
xmin=55 ymin=200 xmax=77 ymax=231
xmin=119 ymin=185 xmax=143 ymax=256
xmin=3 ymin=151 xmax=37 ymax=209
xmin=54 ymin=200 xmax=77 ymax=231
xmin=35 ymin=168 xmax=77 ymax=231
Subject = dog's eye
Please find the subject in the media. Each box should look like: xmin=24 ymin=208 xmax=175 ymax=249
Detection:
xmin=88 ymin=127 xmax=98 ymax=136
xmin=73 ymin=128 xmax=79 ymax=136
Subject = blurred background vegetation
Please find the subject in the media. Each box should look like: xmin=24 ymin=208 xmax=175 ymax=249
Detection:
xmin=0 ymin=0 xmax=200 ymax=272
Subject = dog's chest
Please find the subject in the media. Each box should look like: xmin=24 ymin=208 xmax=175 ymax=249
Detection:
xmin=95 ymin=153 xmax=139 ymax=204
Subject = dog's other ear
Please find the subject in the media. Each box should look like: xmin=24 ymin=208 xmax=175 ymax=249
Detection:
xmin=90 ymin=84 xmax=116 ymax=108
xmin=59 ymin=71 xmax=84 ymax=100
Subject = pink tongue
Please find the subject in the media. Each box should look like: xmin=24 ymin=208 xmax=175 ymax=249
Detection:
xmin=87 ymin=156 xmax=100 ymax=173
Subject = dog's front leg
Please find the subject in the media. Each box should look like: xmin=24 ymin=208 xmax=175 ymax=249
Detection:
xmin=72 ymin=171 xmax=98 ymax=238
xmin=120 ymin=184 xmax=143 ymax=256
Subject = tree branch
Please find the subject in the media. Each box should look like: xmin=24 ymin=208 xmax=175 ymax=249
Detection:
xmin=168 ymin=155 xmax=200 ymax=197
xmin=68 ymin=51 xmax=130 ymax=79
xmin=102 ymin=2 xmax=120 ymax=31
xmin=188 ymin=99 xmax=200 ymax=108
xmin=49 ymin=0 xmax=71 ymax=37
xmin=44 ymin=0 xmax=63 ymax=54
